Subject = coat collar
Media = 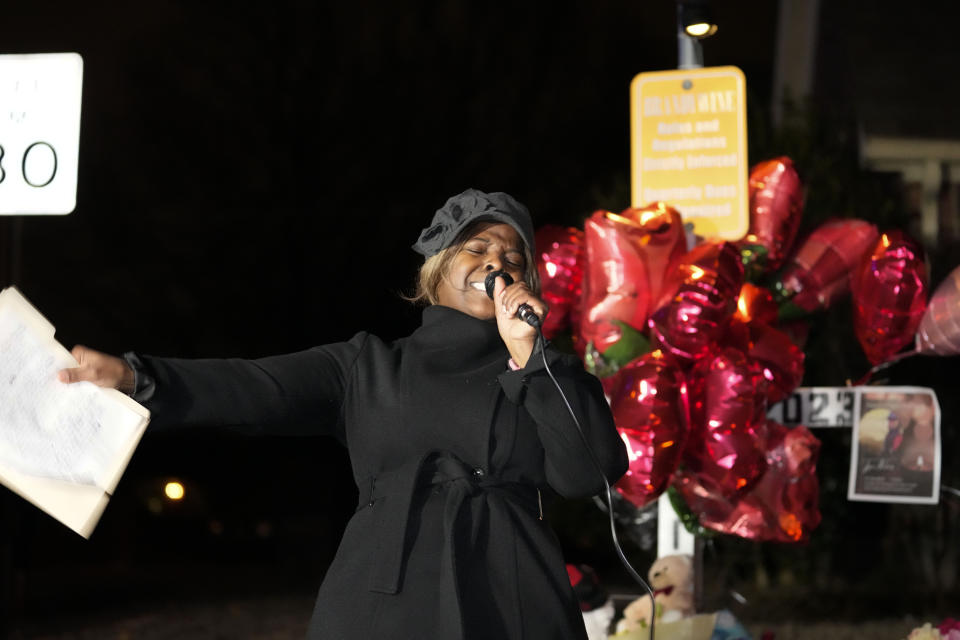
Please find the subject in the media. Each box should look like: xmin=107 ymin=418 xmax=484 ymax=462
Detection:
xmin=412 ymin=305 xmax=505 ymax=362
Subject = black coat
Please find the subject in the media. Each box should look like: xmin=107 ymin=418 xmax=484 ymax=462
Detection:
xmin=136 ymin=305 xmax=628 ymax=639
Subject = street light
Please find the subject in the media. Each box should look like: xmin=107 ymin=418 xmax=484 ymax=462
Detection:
xmin=677 ymin=0 xmax=719 ymax=69
xmin=680 ymin=0 xmax=719 ymax=38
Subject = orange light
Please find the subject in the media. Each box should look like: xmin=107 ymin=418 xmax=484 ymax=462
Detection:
xmin=689 ymin=265 xmax=705 ymax=280
xmin=881 ymin=233 xmax=891 ymax=248
xmin=660 ymin=440 xmax=675 ymax=448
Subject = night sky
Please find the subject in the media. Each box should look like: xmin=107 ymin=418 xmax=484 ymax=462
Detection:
xmin=5 ymin=0 xmax=956 ymax=630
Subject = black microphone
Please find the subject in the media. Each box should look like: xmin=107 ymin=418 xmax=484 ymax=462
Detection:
xmin=483 ymin=270 xmax=541 ymax=328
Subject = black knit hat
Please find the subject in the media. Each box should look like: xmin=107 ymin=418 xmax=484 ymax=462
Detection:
xmin=412 ymin=188 xmax=535 ymax=258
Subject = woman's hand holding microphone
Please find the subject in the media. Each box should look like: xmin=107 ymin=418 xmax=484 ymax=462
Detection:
xmin=488 ymin=271 xmax=548 ymax=368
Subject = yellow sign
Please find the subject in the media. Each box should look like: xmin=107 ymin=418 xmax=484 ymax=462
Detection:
xmin=630 ymin=66 xmax=748 ymax=240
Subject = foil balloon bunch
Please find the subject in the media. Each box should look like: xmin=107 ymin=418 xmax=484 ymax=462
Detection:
xmin=537 ymin=156 xmax=960 ymax=542
xmin=535 ymin=193 xmax=819 ymax=542
xmin=537 ymin=157 xmax=960 ymax=542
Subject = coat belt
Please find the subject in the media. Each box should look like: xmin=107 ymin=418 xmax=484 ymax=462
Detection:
xmin=356 ymin=450 xmax=539 ymax=597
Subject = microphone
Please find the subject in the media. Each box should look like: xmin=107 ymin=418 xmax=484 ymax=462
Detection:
xmin=483 ymin=270 xmax=541 ymax=328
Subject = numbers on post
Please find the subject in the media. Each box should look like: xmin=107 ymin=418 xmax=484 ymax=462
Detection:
xmin=836 ymin=390 xmax=854 ymax=426
xmin=808 ymin=391 xmax=828 ymax=426
xmin=769 ymin=387 xmax=858 ymax=428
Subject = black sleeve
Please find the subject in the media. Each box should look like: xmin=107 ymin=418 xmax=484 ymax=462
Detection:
xmin=498 ymin=345 xmax=628 ymax=498
xmin=126 ymin=333 xmax=369 ymax=444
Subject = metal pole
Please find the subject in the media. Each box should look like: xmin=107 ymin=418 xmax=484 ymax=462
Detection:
xmin=676 ymin=2 xmax=705 ymax=69
xmin=0 ymin=217 xmax=24 ymax=634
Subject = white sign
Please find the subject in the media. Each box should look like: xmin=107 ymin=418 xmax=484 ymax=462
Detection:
xmin=0 ymin=53 xmax=83 ymax=215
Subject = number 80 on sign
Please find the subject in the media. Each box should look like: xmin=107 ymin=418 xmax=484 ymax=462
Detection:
xmin=0 ymin=142 xmax=58 ymax=188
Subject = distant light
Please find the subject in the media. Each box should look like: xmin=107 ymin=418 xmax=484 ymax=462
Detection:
xmin=685 ymin=22 xmax=718 ymax=38
xmin=164 ymin=481 xmax=185 ymax=501
xmin=146 ymin=497 xmax=163 ymax=514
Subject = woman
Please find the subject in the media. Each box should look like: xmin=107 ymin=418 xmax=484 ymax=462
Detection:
xmin=59 ymin=188 xmax=628 ymax=640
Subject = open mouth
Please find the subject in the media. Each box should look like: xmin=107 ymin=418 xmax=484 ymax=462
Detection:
xmin=469 ymin=282 xmax=486 ymax=292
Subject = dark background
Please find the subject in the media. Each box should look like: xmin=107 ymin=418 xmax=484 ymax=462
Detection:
xmin=1 ymin=0 xmax=959 ymax=635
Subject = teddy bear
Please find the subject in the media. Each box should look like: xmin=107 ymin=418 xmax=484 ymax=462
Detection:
xmin=616 ymin=554 xmax=695 ymax=632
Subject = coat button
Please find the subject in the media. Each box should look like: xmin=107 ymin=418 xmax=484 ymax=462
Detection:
xmin=472 ymin=467 xmax=485 ymax=479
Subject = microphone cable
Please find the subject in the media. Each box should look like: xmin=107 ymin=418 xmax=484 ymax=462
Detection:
xmin=532 ymin=327 xmax=658 ymax=640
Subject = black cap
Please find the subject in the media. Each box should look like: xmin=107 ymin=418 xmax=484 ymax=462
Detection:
xmin=412 ymin=189 xmax=535 ymax=258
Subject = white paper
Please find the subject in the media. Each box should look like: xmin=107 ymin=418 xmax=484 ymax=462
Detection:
xmin=0 ymin=302 xmax=141 ymax=489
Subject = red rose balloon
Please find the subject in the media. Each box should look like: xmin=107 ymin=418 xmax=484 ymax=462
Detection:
xmin=649 ymin=242 xmax=744 ymax=365
xmin=682 ymin=347 xmax=768 ymax=497
xmin=851 ymin=231 xmax=929 ymax=365
xmin=776 ymin=219 xmax=879 ymax=313
xmin=915 ymin=264 xmax=960 ymax=356
xmin=739 ymin=157 xmax=804 ymax=277
xmin=579 ymin=204 xmax=686 ymax=354
xmin=626 ymin=203 xmax=689 ymax=315
xmin=608 ymin=351 xmax=689 ymax=508
xmin=535 ymin=225 xmax=585 ymax=340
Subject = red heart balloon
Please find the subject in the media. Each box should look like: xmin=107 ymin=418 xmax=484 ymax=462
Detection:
xmin=739 ymin=157 xmax=804 ymax=276
xmin=578 ymin=204 xmax=686 ymax=354
xmin=534 ymin=225 xmax=585 ymax=340
xmin=649 ymin=242 xmax=744 ymax=365
xmin=682 ymin=346 xmax=768 ymax=497
xmin=851 ymin=231 xmax=929 ymax=365
xmin=675 ymin=421 xmax=821 ymax=542
xmin=608 ymin=351 xmax=689 ymax=508
xmin=766 ymin=422 xmax=822 ymax=542
xmin=775 ymin=218 xmax=879 ymax=313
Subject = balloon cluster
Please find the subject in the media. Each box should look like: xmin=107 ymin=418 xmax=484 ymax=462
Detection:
xmin=536 ymin=156 xmax=960 ymax=543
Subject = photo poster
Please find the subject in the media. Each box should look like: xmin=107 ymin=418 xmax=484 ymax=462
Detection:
xmin=848 ymin=387 xmax=941 ymax=504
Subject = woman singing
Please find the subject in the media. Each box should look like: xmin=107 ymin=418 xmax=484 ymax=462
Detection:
xmin=59 ymin=188 xmax=628 ymax=640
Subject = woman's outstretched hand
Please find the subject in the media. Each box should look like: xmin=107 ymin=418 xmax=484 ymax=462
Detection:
xmin=57 ymin=345 xmax=135 ymax=394
xmin=493 ymin=276 xmax=548 ymax=368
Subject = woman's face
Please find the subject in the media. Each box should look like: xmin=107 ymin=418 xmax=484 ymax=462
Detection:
xmin=436 ymin=222 xmax=527 ymax=320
